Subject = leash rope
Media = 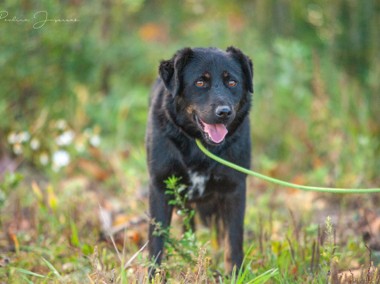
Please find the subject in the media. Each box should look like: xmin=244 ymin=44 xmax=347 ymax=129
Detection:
xmin=195 ymin=139 xmax=380 ymax=194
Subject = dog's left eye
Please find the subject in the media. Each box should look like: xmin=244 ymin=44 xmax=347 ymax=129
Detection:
xmin=228 ymin=80 xmax=237 ymax=87
xmin=195 ymin=80 xmax=205 ymax=87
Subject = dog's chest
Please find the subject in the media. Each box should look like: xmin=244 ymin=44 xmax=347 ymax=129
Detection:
xmin=187 ymin=171 xmax=209 ymax=199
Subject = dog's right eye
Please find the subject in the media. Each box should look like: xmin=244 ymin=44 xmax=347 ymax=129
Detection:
xmin=195 ymin=80 xmax=205 ymax=88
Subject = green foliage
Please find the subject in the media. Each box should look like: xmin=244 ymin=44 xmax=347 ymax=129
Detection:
xmin=164 ymin=176 xmax=195 ymax=233
xmin=1 ymin=0 xmax=379 ymax=187
xmin=153 ymin=176 xmax=284 ymax=283
xmin=1 ymin=1 xmax=379 ymax=283
xmin=152 ymin=176 xmax=198 ymax=266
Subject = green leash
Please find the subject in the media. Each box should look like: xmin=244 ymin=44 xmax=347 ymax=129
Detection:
xmin=195 ymin=139 xmax=380 ymax=194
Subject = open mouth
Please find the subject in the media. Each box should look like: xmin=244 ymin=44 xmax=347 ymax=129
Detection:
xmin=195 ymin=115 xmax=228 ymax=144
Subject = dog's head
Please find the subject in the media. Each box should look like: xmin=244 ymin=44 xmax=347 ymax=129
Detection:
xmin=159 ymin=47 xmax=253 ymax=145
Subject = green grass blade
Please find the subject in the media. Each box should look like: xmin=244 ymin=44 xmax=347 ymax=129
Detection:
xmin=15 ymin=267 xmax=46 ymax=278
xmin=41 ymin=257 xmax=61 ymax=278
xmin=70 ymin=219 xmax=80 ymax=247
xmin=20 ymin=275 xmax=35 ymax=284
xmin=246 ymin=268 xmax=279 ymax=284
xmin=236 ymin=243 xmax=257 ymax=283
xmin=236 ymin=262 xmax=253 ymax=284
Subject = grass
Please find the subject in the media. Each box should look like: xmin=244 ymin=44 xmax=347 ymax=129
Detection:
xmin=1 ymin=165 xmax=379 ymax=283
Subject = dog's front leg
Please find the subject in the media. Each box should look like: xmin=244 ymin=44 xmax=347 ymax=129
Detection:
xmin=148 ymin=183 xmax=173 ymax=279
xmin=221 ymin=182 xmax=246 ymax=274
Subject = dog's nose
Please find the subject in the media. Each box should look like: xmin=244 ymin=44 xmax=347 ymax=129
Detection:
xmin=215 ymin=106 xmax=232 ymax=118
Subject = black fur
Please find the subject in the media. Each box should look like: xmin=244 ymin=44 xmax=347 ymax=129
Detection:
xmin=146 ymin=47 xmax=253 ymax=278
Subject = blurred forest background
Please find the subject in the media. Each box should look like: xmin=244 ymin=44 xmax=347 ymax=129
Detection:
xmin=0 ymin=0 xmax=379 ymax=282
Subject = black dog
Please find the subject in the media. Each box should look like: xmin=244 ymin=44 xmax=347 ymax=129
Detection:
xmin=146 ymin=47 xmax=253 ymax=277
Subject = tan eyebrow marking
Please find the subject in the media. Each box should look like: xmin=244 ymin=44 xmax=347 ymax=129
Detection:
xmin=203 ymin=72 xmax=211 ymax=79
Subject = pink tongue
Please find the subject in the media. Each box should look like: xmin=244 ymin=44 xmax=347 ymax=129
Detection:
xmin=202 ymin=122 xmax=228 ymax=143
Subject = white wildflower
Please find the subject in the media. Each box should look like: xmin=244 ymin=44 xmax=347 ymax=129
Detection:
xmin=39 ymin=153 xmax=49 ymax=165
xmin=19 ymin=131 xmax=30 ymax=143
xmin=52 ymin=150 xmax=70 ymax=170
xmin=8 ymin=131 xmax=30 ymax=144
xmin=89 ymin=135 xmax=101 ymax=147
xmin=56 ymin=130 xmax=75 ymax=146
xmin=55 ymin=119 xmax=67 ymax=130
xmin=13 ymin=143 xmax=23 ymax=155
xmin=30 ymin=138 xmax=40 ymax=150
xmin=7 ymin=132 xmax=17 ymax=144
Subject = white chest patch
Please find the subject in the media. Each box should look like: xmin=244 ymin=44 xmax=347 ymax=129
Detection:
xmin=188 ymin=171 xmax=208 ymax=199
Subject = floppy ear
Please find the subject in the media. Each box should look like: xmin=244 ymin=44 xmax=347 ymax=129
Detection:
xmin=226 ymin=46 xmax=254 ymax=93
xmin=159 ymin=48 xmax=193 ymax=97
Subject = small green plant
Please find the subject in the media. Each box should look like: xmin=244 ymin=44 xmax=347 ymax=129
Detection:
xmin=164 ymin=175 xmax=195 ymax=233
xmin=320 ymin=216 xmax=339 ymax=282
xmin=150 ymin=175 xmax=199 ymax=278
xmin=13 ymin=257 xmax=62 ymax=283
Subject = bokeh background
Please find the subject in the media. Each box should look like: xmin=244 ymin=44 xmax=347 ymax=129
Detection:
xmin=0 ymin=0 xmax=379 ymax=282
